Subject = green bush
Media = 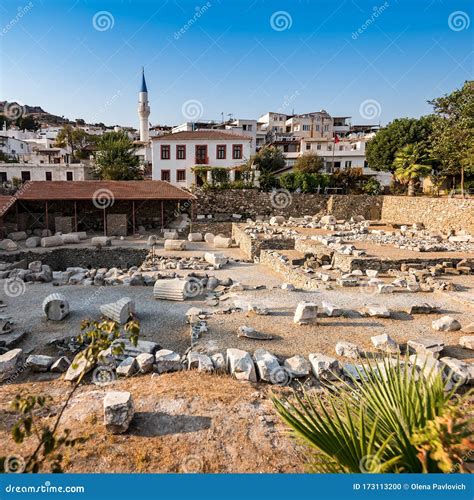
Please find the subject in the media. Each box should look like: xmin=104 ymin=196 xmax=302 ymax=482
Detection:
xmin=362 ymin=178 xmax=383 ymax=195
xmin=273 ymin=357 xmax=469 ymax=473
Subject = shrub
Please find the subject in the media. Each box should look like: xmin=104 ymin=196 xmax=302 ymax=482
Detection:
xmin=362 ymin=178 xmax=383 ymax=195
xmin=273 ymin=357 xmax=469 ymax=473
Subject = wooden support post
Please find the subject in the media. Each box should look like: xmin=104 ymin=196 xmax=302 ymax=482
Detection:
xmin=74 ymin=201 xmax=78 ymax=232
xmin=161 ymin=200 xmax=164 ymax=230
xmin=132 ymin=200 xmax=136 ymax=235
xmin=15 ymin=201 xmax=19 ymax=230
xmin=103 ymin=207 xmax=107 ymax=236
xmin=45 ymin=201 xmax=49 ymax=231
xmin=190 ymin=200 xmax=194 ymax=233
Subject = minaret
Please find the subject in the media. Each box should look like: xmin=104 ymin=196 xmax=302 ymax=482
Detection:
xmin=138 ymin=67 xmax=150 ymax=142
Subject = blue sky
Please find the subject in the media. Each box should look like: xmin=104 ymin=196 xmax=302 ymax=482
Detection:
xmin=1 ymin=0 xmax=472 ymax=128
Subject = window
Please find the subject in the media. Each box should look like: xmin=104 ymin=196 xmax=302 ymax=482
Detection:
xmin=176 ymin=169 xmax=186 ymax=182
xmin=315 ymin=125 xmax=320 ymax=131
xmin=306 ymin=143 xmax=311 ymax=150
xmin=345 ymin=161 xmax=352 ymax=168
xmin=195 ymin=145 xmax=208 ymax=164
xmin=302 ymin=124 xmax=311 ymax=131
xmin=176 ymin=145 xmax=186 ymax=160
xmin=339 ymin=145 xmax=344 ymax=151
xmin=21 ymin=171 xmax=31 ymax=181
xmin=247 ymin=124 xmax=252 ymax=131
xmin=316 ymin=144 xmax=322 ymax=150
xmin=161 ymin=170 xmax=171 ymax=182
xmin=216 ymin=145 xmax=226 ymax=160
xmin=0 ymin=172 xmax=6 ymax=183
xmin=232 ymin=144 xmax=243 ymax=159
xmin=45 ymin=171 xmax=52 ymax=181
xmin=327 ymin=145 xmax=332 ymax=151
xmin=66 ymin=171 xmax=73 ymax=181
xmin=161 ymin=145 xmax=170 ymax=160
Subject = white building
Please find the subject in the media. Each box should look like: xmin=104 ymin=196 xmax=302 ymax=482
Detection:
xmin=0 ymin=134 xmax=31 ymax=160
xmin=0 ymin=162 xmax=91 ymax=183
xmin=151 ymin=130 xmax=252 ymax=188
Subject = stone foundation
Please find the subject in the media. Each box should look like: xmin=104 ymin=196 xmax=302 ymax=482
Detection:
xmin=232 ymin=224 xmax=295 ymax=259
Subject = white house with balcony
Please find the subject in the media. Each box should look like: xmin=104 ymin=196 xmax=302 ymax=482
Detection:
xmin=151 ymin=130 xmax=253 ymax=188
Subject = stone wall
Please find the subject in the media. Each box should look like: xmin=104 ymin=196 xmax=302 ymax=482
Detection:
xmin=380 ymin=196 xmax=474 ymax=234
xmin=195 ymin=189 xmax=384 ymax=220
xmin=232 ymin=224 xmax=295 ymax=259
xmin=0 ymin=247 xmax=149 ymax=270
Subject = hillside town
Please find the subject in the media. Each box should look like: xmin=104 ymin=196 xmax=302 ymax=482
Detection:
xmin=1 ymin=70 xmax=391 ymax=189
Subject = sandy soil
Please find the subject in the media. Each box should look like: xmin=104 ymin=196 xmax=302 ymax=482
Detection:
xmin=0 ymin=372 xmax=305 ymax=473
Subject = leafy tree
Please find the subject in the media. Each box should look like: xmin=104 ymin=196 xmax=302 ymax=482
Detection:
xmin=250 ymin=146 xmax=286 ymax=173
xmin=428 ymin=81 xmax=474 ymax=195
xmin=55 ymin=125 xmax=95 ymax=163
xmin=294 ymin=152 xmax=324 ymax=173
xmin=393 ymin=144 xmax=432 ymax=196
xmin=93 ymin=130 xmax=142 ymax=180
xmin=0 ymin=114 xmax=39 ymax=131
xmin=366 ymin=116 xmax=434 ymax=172
xmin=258 ymin=170 xmax=279 ymax=191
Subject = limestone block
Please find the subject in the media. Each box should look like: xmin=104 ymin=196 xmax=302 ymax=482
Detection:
xmin=253 ymin=348 xmax=280 ymax=383
xmin=61 ymin=233 xmax=81 ymax=244
xmin=0 ymin=239 xmax=18 ymax=251
xmin=154 ymin=349 xmax=182 ymax=373
xmin=41 ymin=235 xmax=64 ymax=248
xmin=0 ymin=348 xmax=24 ymax=382
xmin=100 ymin=297 xmax=135 ymax=324
xmin=25 ymin=236 xmax=41 ymax=248
xmin=103 ymin=391 xmax=134 ymax=434
xmin=432 ymin=316 xmax=461 ymax=332
xmin=335 ymin=341 xmax=360 ymax=359
xmin=42 ymin=293 xmax=69 ymax=321
xmin=204 ymin=233 xmax=215 ymax=244
xmin=204 ymin=252 xmax=227 ymax=267
xmin=213 ymin=236 xmax=232 ymax=248
xmin=284 ymin=355 xmax=310 ymax=377
xmin=7 ymin=231 xmax=27 ymax=241
xmin=91 ymin=236 xmax=112 ymax=247
xmin=26 ymin=354 xmax=55 ymax=372
xmin=226 ymin=348 xmax=257 ymax=382
xmin=293 ymin=301 xmax=317 ymax=324
xmin=188 ymin=232 xmax=203 ymax=242
xmin=188 ymin=351 xmax=214 ymax=372
xmin=153 ymin=278 xmax=188 ymax=301
xmin=164 ymin=239 xmax=187 ymax=251
xmin=163 ymin=230 xmax=179 ymax=240
xmin=308 ymin=353 xmax=341 ymax=380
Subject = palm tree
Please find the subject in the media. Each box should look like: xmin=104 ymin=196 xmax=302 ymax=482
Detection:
xmin=393 ymin=144 xmax=432 ymax=196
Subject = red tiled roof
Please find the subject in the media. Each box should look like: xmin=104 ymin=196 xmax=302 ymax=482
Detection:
xmin=16 ymin=181 xmax=195 ymax=201
xmin=152 ymin=130 xmax=251 ymax=141
xmin=0 ymin=195 xmax=15 ymax=217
